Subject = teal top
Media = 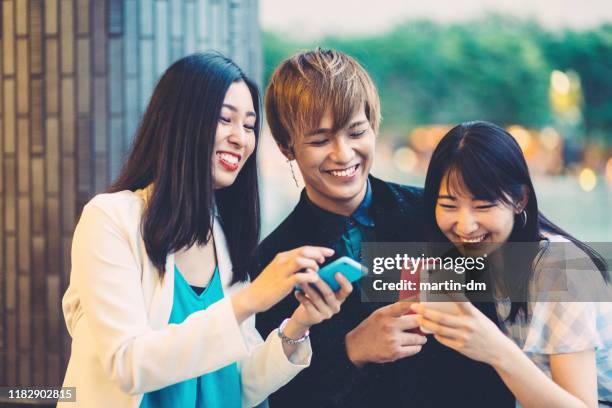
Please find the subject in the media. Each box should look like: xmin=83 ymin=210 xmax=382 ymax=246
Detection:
xmin=335 ymin=180 xmax=375 ymax=262
xmin=338 ymin=224 xmax=373 ymax=261
xmin=140 ymin=265 xmax=242 ymax=408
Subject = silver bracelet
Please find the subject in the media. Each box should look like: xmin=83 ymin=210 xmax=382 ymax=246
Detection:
xmin=277 ymin=318 xmax=310 ymax=345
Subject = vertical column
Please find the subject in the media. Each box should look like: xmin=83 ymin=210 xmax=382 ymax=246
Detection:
xmin=2 ymin=0 xmax=18 ymax=386
xmin=108 ymin=0 xmax=123 ymax=182
xmin=15 ymin=0 xmax=32 ymax=386
xmin=44 ymin=0 xmax=63 ymax=384
xmin=123 ymin=0 xmax=138 ymax=152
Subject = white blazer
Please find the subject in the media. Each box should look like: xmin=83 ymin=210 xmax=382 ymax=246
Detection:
xmin=59 ymin=187 xmax=311 ymax=408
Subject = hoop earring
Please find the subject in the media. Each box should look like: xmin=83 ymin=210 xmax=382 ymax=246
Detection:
xmin=288 ymin=159 xmax=299 ymax=188
xmin=520 ymin=210 xmax=528 ymax=228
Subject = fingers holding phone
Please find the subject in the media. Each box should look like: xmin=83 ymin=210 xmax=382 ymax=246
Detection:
xmin=232 ymin=246 xmax=335 ymax=324
xmin=292 ymin=273 xmax=353 ymax=326
xmin=345 ymin=301 xmax=427 ymax=368
xmin=410 ymin=300 xmax=509 ymax=364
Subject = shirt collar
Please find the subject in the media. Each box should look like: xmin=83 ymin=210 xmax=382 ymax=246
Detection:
xmin=304 ymin=179 xmax=375 ymax=228
xmin=352 ymin=179 xmax=374 ymax=227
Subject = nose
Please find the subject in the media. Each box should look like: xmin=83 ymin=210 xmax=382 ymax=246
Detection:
xmin=330 ymin=136 xmax=354 ymax=164
xmin=227 ymin=123 xmax=247 ymax=148
xmin=456 ymin=208 xmax=479 ymax=236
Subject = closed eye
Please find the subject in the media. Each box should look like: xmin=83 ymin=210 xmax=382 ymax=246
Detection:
xmin=308 ymin=139 xmax=329 ymax=146
xmin=350 ymin=129 xmax=367 ymax=137
xmin=438 ymin=203 xmax=457 ymax=209
xmin=475 ymin=204 xmax=497 ymax=210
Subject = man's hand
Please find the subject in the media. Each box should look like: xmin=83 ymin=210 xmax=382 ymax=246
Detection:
xmin=345 ymin=301 xmax=427 ymax=368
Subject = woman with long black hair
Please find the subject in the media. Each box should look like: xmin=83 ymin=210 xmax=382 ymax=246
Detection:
xmin=59 ymin=53 xmax=352 ymax=408
xmin=412 ymin=121 xmax=611 ymax=407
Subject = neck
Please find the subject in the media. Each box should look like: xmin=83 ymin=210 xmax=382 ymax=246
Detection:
xmin=304 ymin=182 xmax=368 ymax=217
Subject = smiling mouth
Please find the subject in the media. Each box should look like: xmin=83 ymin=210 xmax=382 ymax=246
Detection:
xmin=216 ymin=151 xmax=241 ymax=171
xmin=326 ymin=164 xmax=360 ymax=178
xmin=456 ymin=233 xmax=490 ymax=243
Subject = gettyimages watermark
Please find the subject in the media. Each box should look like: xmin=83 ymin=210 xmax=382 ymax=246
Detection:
xmin=358 ymin=242 xmax=612 ymax=303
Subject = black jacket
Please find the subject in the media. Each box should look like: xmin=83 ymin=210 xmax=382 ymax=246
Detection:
xmin=254 ymin=176 xmax=514 ymax=408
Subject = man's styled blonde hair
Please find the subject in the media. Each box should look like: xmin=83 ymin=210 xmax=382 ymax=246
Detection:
xmin=265 ymin=48 xmax=381 ymax=151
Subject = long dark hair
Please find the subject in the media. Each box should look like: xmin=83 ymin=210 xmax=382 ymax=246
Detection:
xmin=423 ymin=121 xmax=607 ymax=322
xmin=108 ymin=52 xmax=261 ymax=283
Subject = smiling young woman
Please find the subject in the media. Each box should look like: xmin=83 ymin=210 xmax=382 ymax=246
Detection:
xmin=416 ymin=121 xmax=611 ymax=408
xmin=59 ymin=52 xmax=352 ymax=408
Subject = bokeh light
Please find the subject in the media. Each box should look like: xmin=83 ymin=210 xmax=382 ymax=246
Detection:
xmin=578 ymin=168 xmax=597 ymax=192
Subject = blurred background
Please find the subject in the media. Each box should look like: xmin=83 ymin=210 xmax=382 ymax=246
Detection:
xmin=0 ymin=0 xmax=610 ymax=404
xmin=258 ymin=0 xmax=612 ymax=241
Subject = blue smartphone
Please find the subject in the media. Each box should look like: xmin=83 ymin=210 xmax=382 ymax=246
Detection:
xmin=297 ymin=256 xmax=365 ymax=292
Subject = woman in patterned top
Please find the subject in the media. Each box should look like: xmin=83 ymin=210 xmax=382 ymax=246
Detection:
xmin=412 ymin=121 xmax=611 ymax=407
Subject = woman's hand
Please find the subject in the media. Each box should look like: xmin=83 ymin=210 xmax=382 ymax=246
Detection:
xmin=291 ymin=272 xmax=353 ymax=328
xmin=411 ymin=301 xmax=513 ymax=365
xmin=231 ymin=246 xmax=334 ymax=324
xmin=280 ymin=273 xmax=353 ymax=357
xmin=413 ymin=302 xmax=599 ymax=408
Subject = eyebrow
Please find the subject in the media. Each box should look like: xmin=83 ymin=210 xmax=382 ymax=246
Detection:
xmin=222 ymin=103 xmax=256 ymax=118
xmin=348 ymin=120 xmax=368 ymax=129
xmin=304 ymin=120 xmax=369 ymax=137
xmin=304 ymin=128 xmax=331 ymax=137
xmin=438 ymin=195 xmax=456 ymax=200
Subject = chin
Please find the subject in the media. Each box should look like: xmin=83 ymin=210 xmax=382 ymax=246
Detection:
xmin=330 ymin=176 xmax=366 ymax=191
xmin=327 ymin=186 xmax=362 ymax=201
xmin=213 ymin=178 xmax=236 ymax=189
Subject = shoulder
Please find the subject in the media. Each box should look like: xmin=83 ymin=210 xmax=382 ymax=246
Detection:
xmin=77 ymin=190 xmax=146 ymax=237
xmin=369 ymin=178 xmax=425 ymax=231
xmin=533 ymin=233 xmax=608 ymax=300
xmin=371 ymin=175 xmax=423 ymax=196
xmin=540 ymin=232 xmax=570 ymax=244
xmin=389 ymin=182 xmax=424 ymax=210
xmin=386 ymin=180 xmax=424 ymax=199
xmin=370 ymin=176 xmax=423 ymax=209
xmin=536 ymin=233 xmax=591 ymax=267
xmin=86 ymin=190 xmax=144 ymax=214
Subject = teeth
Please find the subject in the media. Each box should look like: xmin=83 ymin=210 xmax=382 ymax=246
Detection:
xmin=329 ymin=165 xmax=357 ymax=177
xmin=218 ymin=153 xmax=239 ymax=164
xmin=460 ymin=235 xmax=486 ymax=243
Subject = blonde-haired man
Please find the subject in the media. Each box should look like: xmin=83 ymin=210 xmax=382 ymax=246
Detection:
xmin=255 ymin=48 xmax=514 ymax=408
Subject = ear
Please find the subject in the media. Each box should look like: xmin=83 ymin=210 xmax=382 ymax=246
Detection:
xmin=277 ymin=143 xmax=295 ymax=161
xmin=515 ymin=186 xmax=529 ymax=213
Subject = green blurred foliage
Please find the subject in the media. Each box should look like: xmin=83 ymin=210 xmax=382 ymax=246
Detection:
xmin=262 ymin=16 xmax=612 ymax=143
xmin=538 ymin=24 xmax=612 ymax=140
